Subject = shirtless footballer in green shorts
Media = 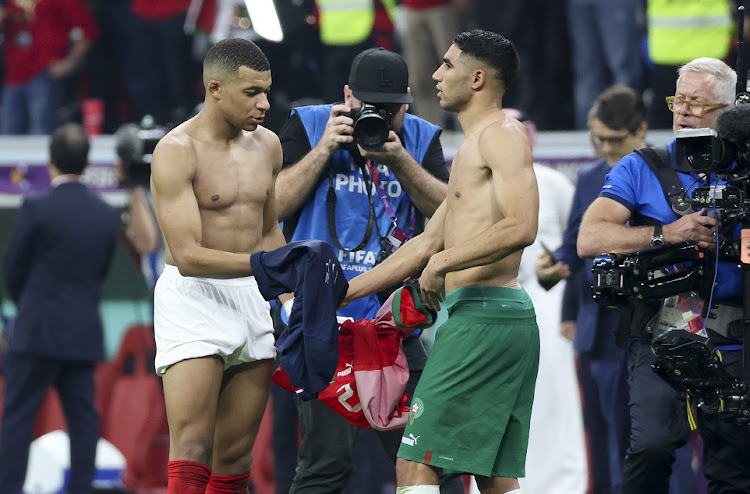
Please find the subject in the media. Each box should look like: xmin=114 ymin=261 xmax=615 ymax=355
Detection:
xmin=343 ymin=29 xmax=540 ymax=494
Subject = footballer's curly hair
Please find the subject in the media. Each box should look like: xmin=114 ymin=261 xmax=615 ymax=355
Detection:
xmin=453 ymin=30 xmax=519 ymax=93
xmin=203 ymin=38 xmax=270 ymax=84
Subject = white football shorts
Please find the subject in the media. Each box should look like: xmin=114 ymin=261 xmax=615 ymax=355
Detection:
xmin=153 ymin=264 xmax=276 ymax=375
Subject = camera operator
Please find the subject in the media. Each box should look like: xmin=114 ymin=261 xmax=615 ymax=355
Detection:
xmin=578 ymin=57 xmax=750 ymax=493
xmin=114 ymin=120 xmax=165 ymax=293
xmin=275 ymin=47 xmax=461 ymax=494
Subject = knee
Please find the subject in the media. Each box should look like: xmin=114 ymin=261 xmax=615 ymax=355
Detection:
xmin=211 ymin=443 xmax=254 ymax=475
xmin=170 ymin=428 xmax=214 ymax=465
xmin=396 ymin=458 xmax=438 ymax=486
xmin=475 ymin=475 xmax=519 ymax=493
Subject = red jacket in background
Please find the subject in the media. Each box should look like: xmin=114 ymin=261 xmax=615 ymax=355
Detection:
xmin=132 ymin=0 xmax=190 ymax=20
xmin=401 ymin=0 xmax=452 ymax=8
xmin=3 ymin=0 xmax=98 ymax=85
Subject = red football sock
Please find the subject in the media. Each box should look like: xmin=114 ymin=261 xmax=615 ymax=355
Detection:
xmin=167 ymin=460 xmax=212 ymax=494
xmin=205 ymin=471 xmax=252 ymax=494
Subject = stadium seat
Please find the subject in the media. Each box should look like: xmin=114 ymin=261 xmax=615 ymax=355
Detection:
xmin=32 ymin=389 xmax=66 ymax=439
xmin=101 ymin=324 xmax=168 ymax=489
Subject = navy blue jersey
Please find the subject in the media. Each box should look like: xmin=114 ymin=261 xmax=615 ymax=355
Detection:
xmin=251 ymin=240 xmax=348 ymax=399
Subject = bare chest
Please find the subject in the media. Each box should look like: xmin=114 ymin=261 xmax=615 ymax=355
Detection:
xmin=192 ymin=146 xmax=273 ymax=211
xmin=447 ymin=146 xmax=490 ymax=207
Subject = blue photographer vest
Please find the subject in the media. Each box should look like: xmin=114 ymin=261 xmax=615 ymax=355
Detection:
xmin=290 ymin=104 xmax=440 ymax=320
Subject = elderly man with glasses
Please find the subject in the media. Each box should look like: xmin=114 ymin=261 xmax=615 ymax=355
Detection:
xmin=578 ymin=57 xmax=750 ymax=494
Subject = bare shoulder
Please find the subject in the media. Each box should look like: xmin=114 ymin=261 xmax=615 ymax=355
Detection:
xmin=151 ymin=124 xmax=198 ymax=182
xmin=253 ymin=125 xmax=282 ymax=151
xmin=477 ymin=115 xmax=531 ymax=171
xmin=248 ymin=125 xmax=282 ymax=171
xmin=152 ymin=125 xmax=198 ymax=168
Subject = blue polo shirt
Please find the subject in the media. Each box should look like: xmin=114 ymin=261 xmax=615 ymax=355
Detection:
xmin=600 ymin=140 xmax=742 ymax=301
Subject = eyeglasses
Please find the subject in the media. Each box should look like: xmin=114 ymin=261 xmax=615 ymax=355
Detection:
xmin=665 ymin=96 xmax=728 ymax=117
xmin=590 ymin=133 xmax=630 ymax=148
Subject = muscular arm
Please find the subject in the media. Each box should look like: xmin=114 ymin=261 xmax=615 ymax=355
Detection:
xmin=262 ymin=134 xmax=293 ymax=303
xmin=428 ymin=125 xmax=538 ymax=275
xmin=344 ymin=201 xmax=447 ymax=303
xmin=276 ymin=105 xmax=354 ymax=220
xmin=262 ymin=135 xmax=287 ymax=253
xmin=150 ymin=136 xmax=255 ymax=277
xmin=578 ymin=197 xmax=717 ymax=258
xmin=362 ymin=132 xmax=447 ymax=216
xmin=577 ymin=197 xmax=646 ymax=257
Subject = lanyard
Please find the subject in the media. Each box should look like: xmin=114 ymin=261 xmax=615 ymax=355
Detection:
xmin=326 ymin=159 xmax=375 ymax=253
xmin=368 ymin=161 xmax=416 ymax=238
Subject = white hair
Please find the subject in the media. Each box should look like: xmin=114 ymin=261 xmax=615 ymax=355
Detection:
xmin=677 ymin=57 xmax=737 ymax=106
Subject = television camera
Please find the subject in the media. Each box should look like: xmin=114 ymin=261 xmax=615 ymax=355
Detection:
xmin=114 ymin=116 xmax=169 ymax=188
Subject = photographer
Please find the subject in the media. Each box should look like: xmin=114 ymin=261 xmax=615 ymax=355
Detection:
xmin=114 ymin=120 xmax=166 ymax=293
xmin=578 ymin=58 xmax=750 ymax=493
xmin=275 ymin=47 xmax=460 ymax=493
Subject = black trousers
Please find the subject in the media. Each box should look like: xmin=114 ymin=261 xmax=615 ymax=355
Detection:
xmin=622 ymin=339 xmax=750 ymax=494
xmin=0 ymin=352 xmax=99 ymax=494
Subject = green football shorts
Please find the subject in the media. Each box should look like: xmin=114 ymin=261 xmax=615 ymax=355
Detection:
xmin=397 ymin=285 xmax=540 ymax=478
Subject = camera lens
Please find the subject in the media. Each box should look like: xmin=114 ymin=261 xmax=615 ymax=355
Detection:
xmin=354 ymin=113 xmax=389 ymax=150
xmin=684 ymin=139 xmax=715 ymax=171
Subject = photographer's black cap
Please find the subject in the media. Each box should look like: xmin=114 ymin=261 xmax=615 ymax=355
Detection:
xmin=348 ymin=48 xmax=413 ymax=104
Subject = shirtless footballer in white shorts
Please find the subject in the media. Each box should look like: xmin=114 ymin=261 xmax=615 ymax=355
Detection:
xmin=149 ymin=38 xmax=290 ymax=492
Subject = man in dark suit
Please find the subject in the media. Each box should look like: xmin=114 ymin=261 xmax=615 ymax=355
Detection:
xmin=535 ymin=86 xmax=646 ymax=494
xmin=0 ymin=122 xmax=121 ymax=493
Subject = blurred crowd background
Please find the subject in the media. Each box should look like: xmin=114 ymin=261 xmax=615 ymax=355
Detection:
xmin=0 ymin=1 xmax=749 ymax=493
xmin=0 ymin=0 xmax=748 ymax=138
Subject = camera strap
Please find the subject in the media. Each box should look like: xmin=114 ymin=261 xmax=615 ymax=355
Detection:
xmin=618 ymin=146 xmax=691 ymax=346
xmin=326 ymin=158 xmax=376 ymax=253
xmin=635 ymin=146 xmax=692 ymax=218
xmin=367 ymin=161 xmax=416 ymax=238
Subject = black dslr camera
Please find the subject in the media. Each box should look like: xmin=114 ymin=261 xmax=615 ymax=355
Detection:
xmin=344 ymin=104 xmax=393 ymax=151
xmin=114 ymin=116 xmax=168 ymax=188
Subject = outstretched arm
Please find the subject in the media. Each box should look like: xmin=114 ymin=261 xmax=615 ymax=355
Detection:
xmin=343 ymin=201 xmax=447 ymax=304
